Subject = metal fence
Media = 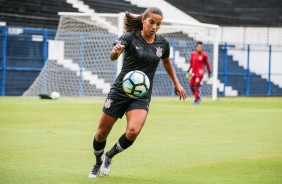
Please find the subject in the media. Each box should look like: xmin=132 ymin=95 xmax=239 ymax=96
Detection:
xmin=219 ymin=43 xmax=282 ymax=96
xmin=0 ymin=26 xmax=56 ymax=96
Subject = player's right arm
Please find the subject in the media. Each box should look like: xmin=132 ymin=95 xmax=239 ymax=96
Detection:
xmin=110 ymin=32 xmax=131 ymax=61
xmin=110 ymin=44 xmax=125 ymax=60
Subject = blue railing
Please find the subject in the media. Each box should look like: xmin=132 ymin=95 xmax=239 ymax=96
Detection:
xmin=219 ymin=43 xmax=282 ymax=96
xmin=1 ymin=26 xmax=7 ymax=96
xmin=0 ymin=26 xmax=56 ymax=96
xmin=267 ymin=45 xmax=272 ymax=96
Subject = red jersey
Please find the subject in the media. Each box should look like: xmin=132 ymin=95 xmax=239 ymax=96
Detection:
xmin=188 ymin=51 xmax=211 ymax=77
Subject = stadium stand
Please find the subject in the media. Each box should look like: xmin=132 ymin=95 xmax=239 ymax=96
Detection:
xmin=218 ymin=48 xmax=282 ymax=96
xmin=1 ymin=0 xmax=281 ymax=96
xmin=158 ymin=32 xmax=214 ymax=96
xmin=0 ymin=0 xmax=78 ymax=29
xmin=0 ymin=0 xmax=145 ymax=96
xmin=165 ymin=0 xmax=282 ymax=26
xmin=0 ymin=0 xmax=146 ymax=28
xmin=0 ymin=28 xmax=56 ymax=95
xmin=83 ymin=0 xmax=145 ymax=14
xmin=39 ymin=62 xmax=105 ymax=96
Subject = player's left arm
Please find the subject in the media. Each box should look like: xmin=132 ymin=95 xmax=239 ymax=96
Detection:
xmin=205 ymin=54 xmax=212 ymax=78
xmin=162 ymin=57 xmax=186 ymax=100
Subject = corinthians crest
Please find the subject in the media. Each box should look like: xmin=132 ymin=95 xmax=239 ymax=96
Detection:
xmin=156 ymin=47 xmax=163 ymax=57
xmin=104 ymin=98 xmax=113 ymax=109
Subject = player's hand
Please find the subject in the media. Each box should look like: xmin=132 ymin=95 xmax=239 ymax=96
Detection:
xmin=185 ymin=73 xmax=190 ymax=79
xmin=112 ymin=44 xmax=125 ymax=54
xmin=174 ymin=82 xmax=186 ymax=100
xmin=110 ymin=44 xmax=125 ymax=60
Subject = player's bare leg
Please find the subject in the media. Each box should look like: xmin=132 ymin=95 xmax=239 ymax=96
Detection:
xmin=125 ymin=109 xmax=148 ymax=141
xmin=89 ymin=113 xmax=117 ymax=178
xmin=101 ymin=109 xmax=148 ymax=176
xmin=96 ymin=113 xmax=118 ymax=141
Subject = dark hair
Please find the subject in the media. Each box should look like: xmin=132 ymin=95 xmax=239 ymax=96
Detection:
xmin=124 ymin=7 xmax=163 ymax=34
xmin=197 ymin=41 xmax=203 ymax=45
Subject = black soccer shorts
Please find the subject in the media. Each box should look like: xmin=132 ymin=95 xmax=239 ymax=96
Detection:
xmin=102 ymin=88 xmax=150 ymax=119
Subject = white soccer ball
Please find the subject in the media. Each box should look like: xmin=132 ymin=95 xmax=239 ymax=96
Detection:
xmin=122 ymin=70 xmax=150 ymax=98
xmin=51 ymin=91 xmax=60 ymax=99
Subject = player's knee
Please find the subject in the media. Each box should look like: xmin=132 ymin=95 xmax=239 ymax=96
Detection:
xmin=126 ymin=127 xmax=140 ymax=140
xmin=95 ymin=129 xmax=108 ymax=141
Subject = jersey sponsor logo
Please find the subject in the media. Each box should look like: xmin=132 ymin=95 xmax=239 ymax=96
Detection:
xmin=104 ymin=98 xmax=113 ymax=109
xmin=199 ymin=56 xmax=203 ymax=60
xmin=156 ymin=47 xmax=163 ymax=57
xmin=135 ymin=46 xmax=143 ymax=50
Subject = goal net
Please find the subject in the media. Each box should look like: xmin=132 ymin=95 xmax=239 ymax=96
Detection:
xmin=23 ymin=13 xmax=219 ymax=100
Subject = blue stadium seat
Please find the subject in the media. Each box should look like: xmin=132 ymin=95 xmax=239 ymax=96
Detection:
xmin=218 ymin=48 xmax=282 ymax=96
xmin=165 ymin=0 xmax=282 ymax=26
xmin=83 ymin=0 xmax=145 ymax=14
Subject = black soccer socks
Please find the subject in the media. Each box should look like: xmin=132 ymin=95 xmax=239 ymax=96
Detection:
xmin=93 ymin=138 xmax=106 ymax=165
xmin=106 ymin=133 xmax=134 ymax=159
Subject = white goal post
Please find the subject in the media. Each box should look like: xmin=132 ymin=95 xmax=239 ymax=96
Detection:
xmin=23 ymin=12 xmax=219 ymax=100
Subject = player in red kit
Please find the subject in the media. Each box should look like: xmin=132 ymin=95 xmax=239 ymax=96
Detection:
xmin=187 ymin=42 xmax=211 ymax=104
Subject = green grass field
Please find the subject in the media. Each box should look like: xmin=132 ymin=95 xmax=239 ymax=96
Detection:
xmin=0 ymin=97 xmax=282 ymax=184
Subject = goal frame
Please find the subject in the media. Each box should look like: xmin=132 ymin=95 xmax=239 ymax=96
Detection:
xmin=57 ymin=12 xmax=219 ymax=100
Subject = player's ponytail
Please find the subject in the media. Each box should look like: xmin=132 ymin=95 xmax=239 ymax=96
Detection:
xmin=124 ymin=7 xmax=163 ymax=35
xmin=124 ymin=12 xmax=143 ymax=34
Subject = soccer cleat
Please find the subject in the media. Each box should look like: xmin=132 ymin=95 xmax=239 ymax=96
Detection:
xmin=100 ymin=154 xmax=112 ymax=176
xmin=193 ymin=98 xmax=202 ymax=105
xmin=88 ymin=164 xmax=102 ymax=178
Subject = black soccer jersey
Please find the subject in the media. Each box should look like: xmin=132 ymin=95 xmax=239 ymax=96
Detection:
xmin=112 ymin=31 xmax=170 ymax=99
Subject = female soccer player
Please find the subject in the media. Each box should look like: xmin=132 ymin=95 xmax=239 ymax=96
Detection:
xmin=89 ymin=7 xmax=186 ymax=178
